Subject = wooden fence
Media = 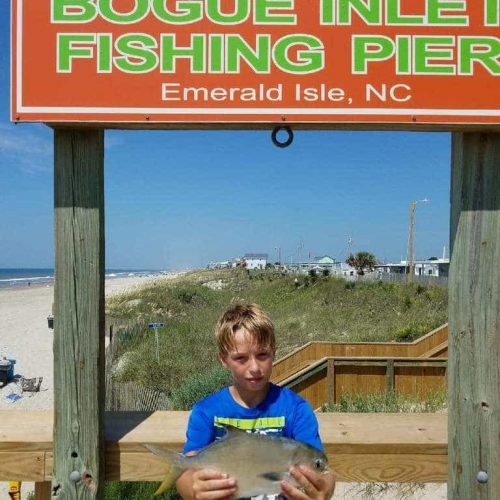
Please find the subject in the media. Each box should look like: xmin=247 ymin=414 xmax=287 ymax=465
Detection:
xmin=105 ymin=320 xmax=170 ymax=411
xmin=281 ymin=356 xmax=447 ymax=409
xmin=272 ymin=323 xmax=448 ymax=384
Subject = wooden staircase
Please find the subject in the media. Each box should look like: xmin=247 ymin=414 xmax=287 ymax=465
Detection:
xmin=272 ymin=324 xmax=448 ymax=408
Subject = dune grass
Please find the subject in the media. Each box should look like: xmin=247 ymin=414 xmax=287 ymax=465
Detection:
xmin=106 ymin=268 xmax=447 ymax=399
xmin=320 ymin=390 xmax=447 ymax=413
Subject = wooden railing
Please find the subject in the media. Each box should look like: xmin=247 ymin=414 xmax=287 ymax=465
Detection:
xmin=272 ymin=324 xmax=448 ymax=384
xmin=280 ymin=357 xmax=447 ymax=409
xmin=0 ymin=410 xmax=447 ymax=497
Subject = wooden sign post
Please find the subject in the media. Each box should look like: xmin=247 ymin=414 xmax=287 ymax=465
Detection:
xmin=53 ymin=129 xmax=105 ymax=499
xmin=449 ymin=132 xmax=500 ymax=498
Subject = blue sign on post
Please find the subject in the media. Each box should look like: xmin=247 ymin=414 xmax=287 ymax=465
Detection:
xmin=148 ymin=322 xmax=165 ymax=362
xmin=148 ymin=322 xmax=165 ymax=329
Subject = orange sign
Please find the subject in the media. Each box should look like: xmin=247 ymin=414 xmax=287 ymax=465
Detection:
xmin=11 ymin=0 xmax=500 ymax=125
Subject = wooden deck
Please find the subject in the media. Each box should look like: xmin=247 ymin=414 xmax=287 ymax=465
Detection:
xmin=0 ymin=411 xmax=447 ymax=487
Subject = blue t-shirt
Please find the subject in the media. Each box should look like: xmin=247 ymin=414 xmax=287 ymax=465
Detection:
xmin=183 ymin=383 xmax=323 ymax=454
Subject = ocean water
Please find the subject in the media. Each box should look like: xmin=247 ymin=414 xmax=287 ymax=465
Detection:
xmin=0 ymin=268 xmax=161 ymax=289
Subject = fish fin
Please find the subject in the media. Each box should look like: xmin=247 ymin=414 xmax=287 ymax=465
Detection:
xmin=215 ymin=422 xmax=247 ymax=438
xmin=258 ymin=472 xmax=286 ymax=481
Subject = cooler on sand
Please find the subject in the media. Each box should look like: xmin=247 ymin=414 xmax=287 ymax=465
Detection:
xmin=0 ymin=358 xmax=15 ymax=387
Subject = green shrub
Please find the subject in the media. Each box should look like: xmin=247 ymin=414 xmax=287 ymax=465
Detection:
xmin=403 ymin=295 xmax=413 ymax=309
xmin=170 ymin=364 xmax=232 ymax=410
xmin=105 ymin=481 xmax=175 ymax=500
xmin=394 ymin=323 xmax=431 ymax=342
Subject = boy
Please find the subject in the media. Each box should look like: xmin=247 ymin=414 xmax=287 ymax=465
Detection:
xmin=176 ymin=303 xmax=336 ymax=500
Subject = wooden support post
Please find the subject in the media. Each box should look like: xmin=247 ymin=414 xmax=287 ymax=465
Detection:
xmin=386 ymin=359 xmax=394 ymax=394
xmin=53 ymin=129 xmax=105 ymax=499
xmin=35 ymin=482 xmax=52 ymax=500
xmin=449 ymin=132 xmax=500 ymax=499
xmin=327 ymin=359 xmax=336 ymax=404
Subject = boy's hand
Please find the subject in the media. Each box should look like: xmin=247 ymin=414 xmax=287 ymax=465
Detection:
xmin=280 ymin=465 xmax=336 ymax=500
xmin=189 ymin=468 xmax=237 ymax=500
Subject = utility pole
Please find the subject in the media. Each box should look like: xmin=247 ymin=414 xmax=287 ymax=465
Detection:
xmin=407 ymin=198 xmax=429 ymax=283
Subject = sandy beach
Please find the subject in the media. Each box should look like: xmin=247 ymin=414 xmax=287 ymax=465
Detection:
xmin=0 ymin=274 xmax=177 ymax=411
xmin=0 ymin=274 xmax=446 ymax=499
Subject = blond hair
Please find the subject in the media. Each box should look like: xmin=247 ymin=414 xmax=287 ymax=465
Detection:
xmin=215 ymin=303 xmax=275 ymax=356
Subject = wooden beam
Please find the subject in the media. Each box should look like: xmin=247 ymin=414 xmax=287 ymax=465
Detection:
xmin=0 ymin=411 xmax=447 ymax=484
xmin=386 ymin=359 xmax=394 ymax=393
xmin=53 ymin=129 xmax=105 ymax=499
xmin=449 ymin=132 xmax=500 ymax=499
xmin=327 ymin=359 xmax=336 ymax=404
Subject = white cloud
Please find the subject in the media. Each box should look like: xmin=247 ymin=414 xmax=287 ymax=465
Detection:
xmin=0 ymin=123 xmax=52 ymax=173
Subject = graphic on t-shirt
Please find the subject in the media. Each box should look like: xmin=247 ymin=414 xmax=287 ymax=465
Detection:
xmin=214 ymin=416 xmax=285 ymax=439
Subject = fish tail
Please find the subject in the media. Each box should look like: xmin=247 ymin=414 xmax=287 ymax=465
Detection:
xmin=143 ymin=444 xmax=188 ymax=496
xmin=154 ymin=464 xmax=184 ymax=496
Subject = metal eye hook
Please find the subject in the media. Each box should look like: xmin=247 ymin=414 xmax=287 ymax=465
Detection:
xmin=271 ymin=126 xmax=294 ymax=148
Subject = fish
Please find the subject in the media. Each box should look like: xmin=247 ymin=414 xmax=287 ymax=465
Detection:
xmin=144 ymin=424 xmax=328 ymax=497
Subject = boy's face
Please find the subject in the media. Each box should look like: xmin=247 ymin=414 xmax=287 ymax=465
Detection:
xmin=220 ymin=328 xmax=275 ymax=395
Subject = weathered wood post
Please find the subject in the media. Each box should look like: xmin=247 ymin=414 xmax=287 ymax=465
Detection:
xmin=53 ymin=129 xmax=105 ymax=499
xmin=449 ymin=132 xmax=500 ymax=499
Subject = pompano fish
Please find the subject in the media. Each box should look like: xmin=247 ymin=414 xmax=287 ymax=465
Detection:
xmin=144 ymin=424 xmax=328 ymax=497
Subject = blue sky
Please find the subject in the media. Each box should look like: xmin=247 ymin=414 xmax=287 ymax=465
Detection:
xmin=0 ymin=2 xmax=451 ymax=270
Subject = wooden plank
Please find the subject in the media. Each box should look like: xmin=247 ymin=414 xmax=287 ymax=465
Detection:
xmin=393 ymin=361 xmax=447 ymax=368
xmin=0 ymin=411 xmax=447 ymax=483
xmin=419 ymin=341 xmax=449 ymax=358
xmin=331 ymin=454 xmax=447 ymax=483
xmin=35 ymin=482 xmax=52 ymax=500
xmin=319 ymin=413 xmax=447 ymax=455
xmin=0 ymin=452 xmax=45 ymax=481
xmin=45 ymin=452 xmax=449 ymax=484
xmin=449 ymin=132 xmax=500 ymax=499
xmin=53 ymin=129 xmax=105 ymax=499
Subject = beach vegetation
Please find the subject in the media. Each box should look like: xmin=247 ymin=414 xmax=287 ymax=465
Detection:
xmin=106 ymin=268 xmax=447 ymax=398
xmin=320 ymin=390 xmax=447 ymax=413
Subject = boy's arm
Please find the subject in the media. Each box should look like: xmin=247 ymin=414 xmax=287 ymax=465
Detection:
xmin=176 ymin=466 xmax=237 ymax=500
xmin=280 ymin=465 xmax=336 ymax=500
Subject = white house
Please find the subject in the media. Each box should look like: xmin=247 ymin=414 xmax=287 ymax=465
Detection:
xmin=375 ymin=258 xmax=449 ymax=277
xmin=414 ymin=258 xmax=449 ymax=277
xmin=243 ymin=253 xmax=268 ymax=270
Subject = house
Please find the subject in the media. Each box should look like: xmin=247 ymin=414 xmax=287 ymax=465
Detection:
xmin=315 ymin=256 xmax=335 ymax=265
xmin=375 ymin=258 xmax=449 ymax=277
xmin=414 ymin=258 xmax=449 ymax=277
xmin=243 ymin=253 xmax=268 ymax=270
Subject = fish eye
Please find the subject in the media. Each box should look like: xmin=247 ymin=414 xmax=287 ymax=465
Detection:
xmin=314 ymin=458 xmax=323 ymax=469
